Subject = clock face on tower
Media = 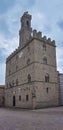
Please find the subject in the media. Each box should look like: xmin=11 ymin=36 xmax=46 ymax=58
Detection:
xmin=18 ymin=51 xmax=23 ymax=58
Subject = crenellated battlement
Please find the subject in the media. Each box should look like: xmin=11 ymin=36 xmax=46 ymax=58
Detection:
xmin=32 ymin=29 xmax=55 ymax=46
xmin=6 ymin=47 xmax=20 ymax=62
xmin=42 ymin=36 xmax=55 ymax=46
xmin=32 ymin=29 xmax=42 ymax=39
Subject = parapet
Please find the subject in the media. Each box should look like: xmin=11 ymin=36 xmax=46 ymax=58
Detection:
xmin=42 ymin=36 xmax=55 ymax=46
xmin=47 ymin=38 xmax=55 ymax=46
xmin=33 ymin=29 xmax=42 ymax=39
xmin=31 ymin=29 xmax=55 ymax=46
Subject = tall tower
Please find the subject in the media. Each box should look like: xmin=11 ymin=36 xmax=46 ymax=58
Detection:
xmin=5 ymin=12 xmax=59 ymax=109
xmin=19 ymin=12 xmax=32 ymax=48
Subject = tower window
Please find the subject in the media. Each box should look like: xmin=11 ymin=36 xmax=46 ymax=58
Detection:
xmin=45 ymin=73 xmax=49 ymax=82
xmin=26 ymin=20 xmax=29 ymax=27
xmin=28 ymin=74 xmax=31 ymax=82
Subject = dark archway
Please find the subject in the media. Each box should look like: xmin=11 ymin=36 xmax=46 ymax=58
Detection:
xmin=13 ymin=96 xmax=16 ymax=106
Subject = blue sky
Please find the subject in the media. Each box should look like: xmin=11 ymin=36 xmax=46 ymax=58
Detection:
xmin=0 ymin=0 xmax=63 ymax=84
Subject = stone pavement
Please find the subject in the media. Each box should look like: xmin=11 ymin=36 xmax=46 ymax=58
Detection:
xmin=0 ymin=107 xmax=63 ymax=130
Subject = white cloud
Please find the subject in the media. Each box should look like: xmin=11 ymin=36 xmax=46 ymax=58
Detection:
xmin=0 ymin=35 xmax=19 ymax=56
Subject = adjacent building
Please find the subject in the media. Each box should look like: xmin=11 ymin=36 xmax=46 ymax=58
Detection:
xmin=0 ymin=85 xmax=5 ymax=107
xmin=5 ymin=12 xmax=59 ymax=109
xmin=59 ymin=73 xmax=63 ymax=105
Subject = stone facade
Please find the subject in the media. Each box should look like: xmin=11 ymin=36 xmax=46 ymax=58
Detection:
xmin=5 ymin=12 xmax=59 ymax=109
xmin=0 ymin=85 xmax=5 ymax=106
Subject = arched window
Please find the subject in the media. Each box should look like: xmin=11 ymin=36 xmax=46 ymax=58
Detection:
xmin=45 ymin=73 xmax=49 ymax=82
xmin=43 ymin=44 xmax=46 ymax=51
xmin=28 ymin=74 xmax=31 ymax=82
xmin=26 ymin=20 xmax=29 ymax=27
xmin=43 ymin=57 xmax=47 ymax=64
xmin=16 ymin=79 xmax=18 ymax=86
xmin=27 ymin=59 xmax=30 ymax=65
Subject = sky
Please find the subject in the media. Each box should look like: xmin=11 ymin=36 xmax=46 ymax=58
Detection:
xmin=0 ymin=0 xmax=63 ymax=84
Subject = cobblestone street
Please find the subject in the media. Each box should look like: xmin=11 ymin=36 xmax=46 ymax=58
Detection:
xmin=0 ymin=107 xmax=63 ymax=130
